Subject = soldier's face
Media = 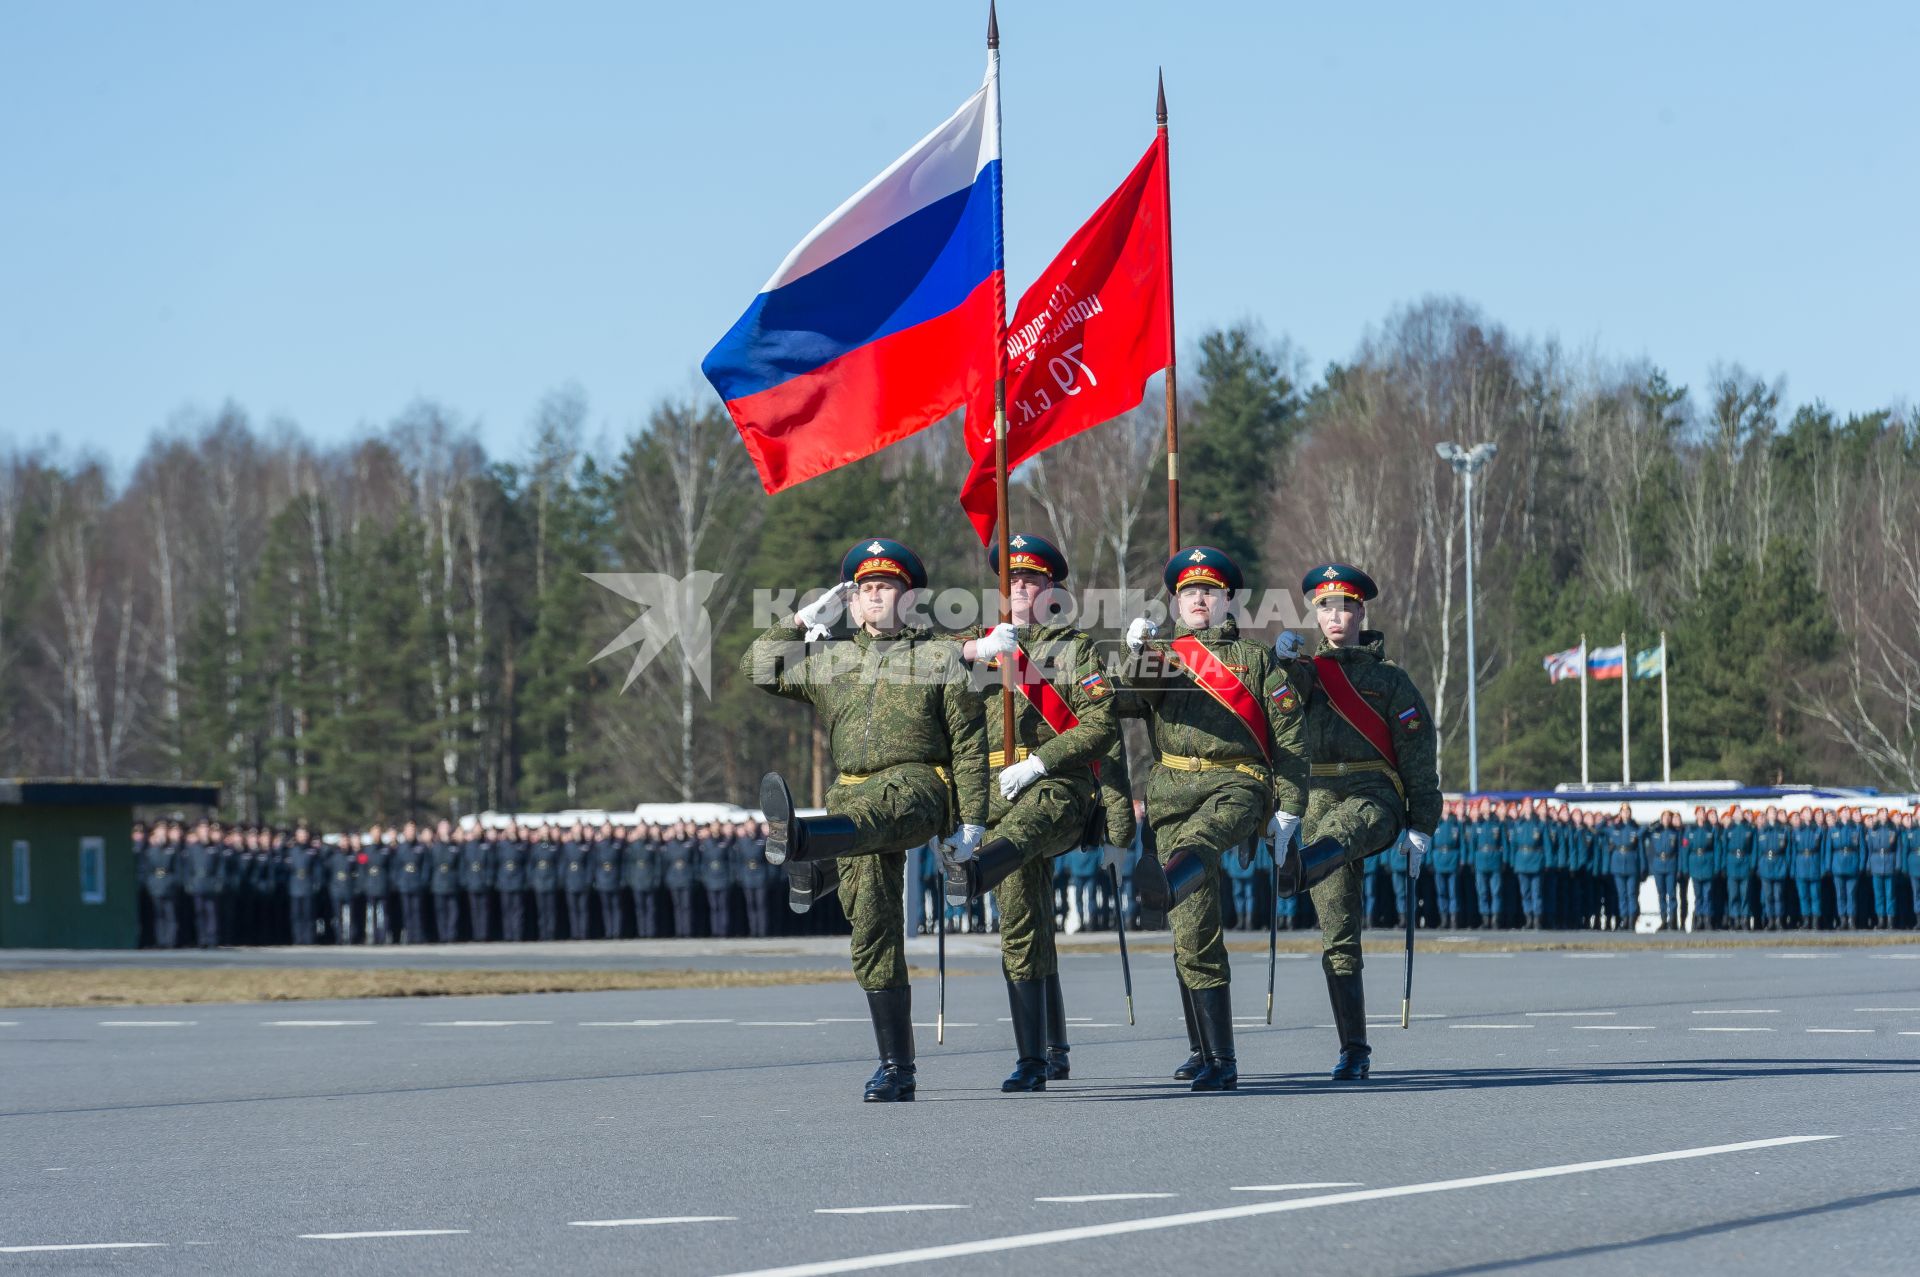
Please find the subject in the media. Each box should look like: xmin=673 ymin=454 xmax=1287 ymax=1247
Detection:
xmin=1176 ymin=586 xmax=1225 ymax=628
xmin=1315 ymin=595 xmax=1363 ymax=645
xmin=853 ymin=578 xmax=906 ymax=631
xmin=1006 ymin=571 xmax=1053 ymax=624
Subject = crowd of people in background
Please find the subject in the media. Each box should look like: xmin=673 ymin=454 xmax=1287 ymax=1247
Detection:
xmin=132 ymin=799 xmax=1920 ymax=949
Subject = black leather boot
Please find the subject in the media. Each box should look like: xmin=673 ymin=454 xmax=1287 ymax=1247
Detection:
xmin=863 ymin=987 xmax=916 ymax=1102
xmin=1044 ymin=972 xmax=1070 ymax=1080
xmin=1188 ymin=984 xmax=1238 ymax=1091
xmin=1326 ymin=968 xmax=1371 ymax=1081
xmin=1148 ymin=849 xmax=1209 ymax=910
xmin=950 ymin=838 xmax=1027 ymax=905
xmin=1134 ymin=851 xmax=1172 ymax=915
xmin=1173 ymin=980 xmax=1204 ymax=1080
xmin=1001 ymin=978 xmax=1049 ymax=1092
xmin=1275 ymin=837 xmax=1356 ymax=898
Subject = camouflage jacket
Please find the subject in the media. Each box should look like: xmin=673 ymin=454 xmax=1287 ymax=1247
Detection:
xmin=1290 ymin=630 xmax=1442 ymax=836
xmin=742 ymin=620 xmax=989 ymax=826
xmin=1123 ymin=617 xmax=1308 ymax=818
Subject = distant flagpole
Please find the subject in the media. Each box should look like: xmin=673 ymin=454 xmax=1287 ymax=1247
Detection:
xmin=1578 ymin=634 xmax=1590 ymax=784
xmin=1620 ymin=631 xmax=1631 ymax=785
xmin=1659 ymin=631 xmax=1671 ymax=783
xmin=1157 ymin=70 xmax=1180 ymax=553
xmin=986 ymin=2 xmax=1016 ymax=766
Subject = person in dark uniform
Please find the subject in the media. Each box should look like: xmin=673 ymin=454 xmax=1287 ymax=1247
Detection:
xmin=1428 ymin=801 xmax=1463 ymax=929
xmin=561 ymin=823 xmax=594 ymax=939
xmin=325 ymin=836 xmax=358 ymax=944
xmin=1788 ymin=809 xmax=1826 ymax=929
xmin=623 ymin=827 xmax=660 ymax=938
xmin=185 ymin=823 xmax=224 ymax=948
xmin=664 ymin=824 xmax=696 ymax=937
xmin=1680 ymin=808 xmax=1721 ymax=930
xmin=1865 ymin=809 xmax=1901 ymax=930
xmin=1754 ymin=807 xmax=1791 ymax=930
xmin=735 ymin=821 xmax=772 ymax=938
xmin=430 ymin=821 xmax=463 ymax=942
xmin=360 ymin=830 xmax=394 ymax=944
xmin=1829 ymin=808 xmax=1865 ymax=929
xmin=1901 ymin=810 xmax=1920 ymax=932
xmin=1641 ymin=812 xmax=1682 ymax=929
xmin=286 ymin=829 xmax=321 ymax=944
xmin=1466 ymin=804 xmax=1506 ymax=929
xmin=697 ymin=824 xmax=734 ymax=937
xmin=394 ymin=824 xmax=429 ymax=943
xmin=460 ymin=828 xmax=494 ymax=942
xmin=1719 ymin=807 xmax=1758 ymax=931
xmin=496 ymin=826 xmax=529 ymax=942
xmin=1505 ymin=802 xmax=1548 ymax=930
xmin=145 ymin=823 xmax=184 ymax=948
xmin=591 ymin=821 xmax=625 ymax=939
xmin=1601 ymin=806 xmax=1642 ymax=930
xmin=527 ymin=825 xmax=560 ymax=941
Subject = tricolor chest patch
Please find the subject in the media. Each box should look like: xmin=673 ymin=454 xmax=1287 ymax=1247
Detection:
xmin=1079 ymin=671 xmax=1111 ymax=700
xmin=1398 ymin=705 xmax=1422 ymax=732
xmin=1272 ymin=684 xmax=1300 ymax=714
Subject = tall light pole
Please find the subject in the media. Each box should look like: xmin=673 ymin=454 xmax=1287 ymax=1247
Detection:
xmin=1437 ymin=441 xmax=1498 ymax=793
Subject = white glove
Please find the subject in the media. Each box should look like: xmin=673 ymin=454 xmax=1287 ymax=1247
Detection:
xmin=1268 ymin=811 xmax=1300 ymax=851
xmin=1099 ymin=844 xmax=1126 ymax=872
xmin=975 ymin=622 xmax=1019 ymax=662
xmin=1405 ymin=830 xmax=1431 ymax=879
xmin=795 ymin=581 xmax=854 ymax=639
xmin=998 ymin=754 xmax=1047 ymax=801
xmin=1125 ymin=617 xmax=1157 ymax=653
xmin=942 ymin=823 xmax=985 ymax=864
xmin=1273 ymin=629 xmax=1305 ymax=659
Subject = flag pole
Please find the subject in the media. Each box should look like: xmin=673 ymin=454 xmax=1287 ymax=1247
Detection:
xmin=987 ymin=2 xmax=1016 ymax=767
xmin=1620 ymin=631 xmax=1630 ymax=785
xmin=1578 ymin=634 xmax=1589 ymax=784
xmin=1659 ymin=631 xmax=1671 ymax=783
xmin=1157 ymin=70 xmax=1180 ymax=554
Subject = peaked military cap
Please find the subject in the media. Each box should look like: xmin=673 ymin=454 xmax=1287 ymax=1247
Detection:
xmin=840 ymin=537 xmax=928 ymax=590
xmin=1302 ymin=562 xmax=1378 ymax=603
xmin=1163 ymin=545 xmax=1243 ymax=596
xmin=989 ymin=531 xmax=1069 ymax=583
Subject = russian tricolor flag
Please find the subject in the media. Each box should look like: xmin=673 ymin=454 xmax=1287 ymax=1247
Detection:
xmin=703 ymin=56 xmax=1002 ymax=494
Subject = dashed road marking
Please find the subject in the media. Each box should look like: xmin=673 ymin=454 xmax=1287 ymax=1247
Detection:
xmin=1577 ymin=1026 xmax=1655 ymax=1031
xmin=711 ymin=1137 xmax=1833 ymax=1277
xmin=569 ymin=1216 xmax=736 ymax=1228
xmin=1856 ymin=1008 xmax=1920 ymax=1012
xmin=300 ymin=1230 xmax=469 ymax=1240
xmin=97 ymin=1020 xmax=195 ymax=1027
xmin=1691 ymin=1009 xmax=1779 ymax=1015
xmin=1526 ymin=1011 xmax=1616 ymax=1018
xmin=740 ymin=1022 xmax=821 ymax=1027
xmin=267 ymin=1020 xmax=374 ymax=1027
xmin=578 ymin=1019 xmax=735 ymax=1027
xmin=1036 ymin=1194 xmax=1176 ymax=1203
xmin=0 ymin=1243 xmax=166 ymax=1253
xmin=422 ymin=1020 xmax=553 ymax=1027
xmin=1229 ymin=1183 xmax=1362 ymax=1192
xmin=1806 ymin=1029 xmax=1873 ymax=1034
xmin=1690 ymin=1027 xmax=1774 ymax=1033
xmin=816 ymin=1205 xmax=970 ymax=1216
xmin=1450 ymin=1024 xmax=1533 ymax=1030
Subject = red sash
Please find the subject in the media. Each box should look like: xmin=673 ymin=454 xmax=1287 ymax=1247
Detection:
xmin=1169 ymin=636 xmax=1272 ymax=762
xmin=1312 ymin=655 xmax=1399 ymax=768
xmin=1011 ymin=645 xmax=1079 ymax=738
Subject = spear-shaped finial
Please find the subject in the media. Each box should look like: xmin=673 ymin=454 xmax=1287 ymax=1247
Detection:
xmin=988 ymin=0 xmax=999 ymax=50
xmin=1157 ymin=67 xmax=1167 ymax=126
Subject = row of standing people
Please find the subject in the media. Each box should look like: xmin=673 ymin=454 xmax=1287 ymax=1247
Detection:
xmin=134 ymin=818 xmax=781 ymax=948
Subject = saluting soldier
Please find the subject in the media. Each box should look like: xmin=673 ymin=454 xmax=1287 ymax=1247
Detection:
xmin=698 ymin=824 xmax=734 ymax=937
xmin=459 ymin=828 xmax=495 ymax=942
xmin=734 ymin=822 xmax=773 ymax=938
xmin=663 ymin=824 xmax=696 ymax=937
xmin=1121 ymin=545 xmax=1309 ymax=1092
xmin=430 ymin=821 xmax=463 ymax=942
xmin=496 ymin=825 xmax=529 ymax=942
xmin=529 ymin=826 xmax=561 ymax=941
xmin=742 ymin=536 xmax=988 ymax=1103
xmin=623 ymin=826 xmax=661 ymax=938
xmin=562 ymin=823 xmax=594 ymax=940
xmin=591 ymin=822 xmax=625 ymax=939
xmin=1273 ymin=563 xmax=1441 ymax=1082
xmin=943 ymin=532 xmax=1123 ymax=1092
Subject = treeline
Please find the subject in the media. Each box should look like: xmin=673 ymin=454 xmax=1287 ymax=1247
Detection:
xmin=2 ymin=297 xmax=1914 ymax=824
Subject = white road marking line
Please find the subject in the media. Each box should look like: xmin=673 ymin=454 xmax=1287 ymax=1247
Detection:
xmin=1771 ymin=954 xmax=1823 ymax=960
xmin=911 ymin=1022 xmax=978 ymax=1028
xmin=0 ymin=1243 xmax=166 ymax=1253
xmin=817 ymin=1018 xmax=870 ymax=1023
xmin=570 ymin=1216 xmax=736 ymax=1228
xmin=713 ymin=1137 xmax=1834 ymax=1277
xmin=740 ymin=1022 xmax=820 ymax=1027
xmin=815 ymin=1205 xmax=970 ymax=1216
xmin=1366 ymin=1013 xmax=1443 ymax=1020
xmin=1526 ymin=1011 xmax=1617 ymax=1018
xmin=1856 ymin=1008 xmax=1920 ymax=1012
xmin=1691 ymin=1009 xmax=1780 ymax=1015
xmin=1690 ymin=1027 xmax=1775 ymax=1033
xmin=1560 ymin=954 xmax=1616 ymax=959
xmin=0 ymin=1021 xmax=21 ymax=1026
xmin=1036 ymin=1194 xmax=1176 ymax=1203
xmin=1450 ymin=1024 xmax=1533 ymax=1030
xmin=267 ymin=1020 xmax=374 ymax=1027
xmin=1900 ymin=1032 xmax=1920 ymax=1036
xmin=1806 ymin=1029 xmax=1873 ymax=1034
xmin=1665 ymin=954 xmax=1717 ymax=959
xmin=300 ymin=1230 xmax=469 ymax=1240
xmin=1869 ymin=954 xmax=1920 ymax=959
xmin=422 ymin=1020 xmax=553 ymax=1027
xmin=97 ymin=1020 xmax=195 ymax=1027
xmin=1075 ymin=1023 xmax=1125 ymax=1028
xmin=1229 ymin=1183 xmax=1363 ymax=1192
xmin=1577 ymin=1026 xmax=1655 ymax=1031
xmin=578 ymin=1019 xmax=735 ymax=1027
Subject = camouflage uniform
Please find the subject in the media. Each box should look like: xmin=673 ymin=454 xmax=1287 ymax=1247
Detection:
xmin=741 ymin=620 xmax=987 ymax=990
xmin=1129 ymin=617 xmax=1309 ymax=989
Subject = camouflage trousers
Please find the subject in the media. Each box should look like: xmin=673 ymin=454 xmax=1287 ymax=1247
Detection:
xmin=1145 ymin=767 xmax=1268 ymax=990
xmin=827 ymin=763 xmax=951 ymax=991
xmin=1305 ymin=787 xmax=1403 ymax=979
xmin=988 ymin=773 xmax=1094 ymax=983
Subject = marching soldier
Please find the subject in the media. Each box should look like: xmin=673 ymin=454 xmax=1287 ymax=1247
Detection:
xmin=944 ymin=532 xmax=1123 ymax=1092
xmin=623 ymin=826 xmax=661 ymax=938
xmin=742 ymin=536 xmax=988 ymax=1102
xmin=562 ymin=823 xmax=594 ymax=939
xmin=592 ymin=822 xmax=625 ymax=939
xmin=1122 ymin=545 xmax=1308 ymax=1091
xmin=460 ymin=827 xmax=495 ymax=942
xmin=430 ymin=822 xmax=463 ymax=942
xmin=1273 ymin=563 xmax=1440 ymax=1082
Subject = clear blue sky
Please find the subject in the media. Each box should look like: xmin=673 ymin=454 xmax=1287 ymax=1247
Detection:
xmin=3 ymin=1 xmax=1913 ymax=467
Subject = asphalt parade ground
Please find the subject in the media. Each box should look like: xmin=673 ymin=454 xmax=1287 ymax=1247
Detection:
xmin=4 ymin=940 xmax=1919 ymax=1275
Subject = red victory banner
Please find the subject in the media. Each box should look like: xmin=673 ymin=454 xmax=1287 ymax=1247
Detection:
xmin=958 ymin=135 xmax=1171 ymax=543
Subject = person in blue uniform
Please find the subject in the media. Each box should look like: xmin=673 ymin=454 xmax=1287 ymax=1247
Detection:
xmin=459 ymin=829 xmax=494 ymax=942
xmin=1865 ymin=810 xmax=1902 ymax=930
xmin=1602 ymin=806 xmax=1643 ymax=930
xmin=1680 ymin=808 xmax=1721 ymax=930
xmin=1826 ymin=808 xmax=1865 ymax=930
xmin=1642 ymin=812 xmax=1683 ymax=929
xmin=1787 ymin=810 xmax=1827 ymax=929
xmin=1754 ymin=808 xmax=1791 ymax=931
xmin=1718 ymin=808 xmax=1757 ymax=931
xmin=1429 ymin=800 xmax=1463 ymax=929
xmin=1506 ymin=801 xmax=1549 ymax=931
xmin=1467 ymin=802 xmax=1506 ymax=929
xmin=1902 ymin=811 xmax=1920 ymax=932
